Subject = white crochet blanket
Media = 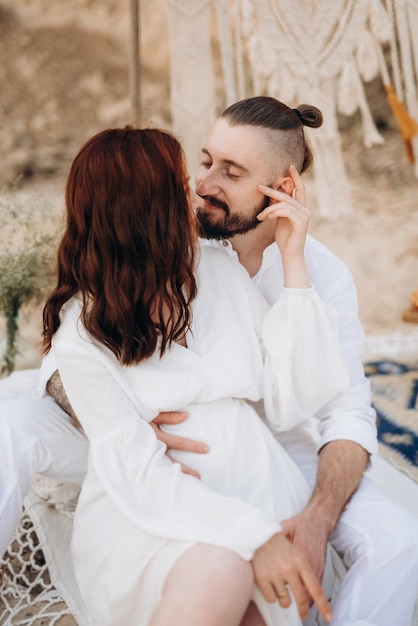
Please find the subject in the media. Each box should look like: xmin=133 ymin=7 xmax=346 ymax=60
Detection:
xmin=0 ymin=370 xmax=87 ymax=626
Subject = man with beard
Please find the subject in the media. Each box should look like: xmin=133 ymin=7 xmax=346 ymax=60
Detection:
xmin=1 ymin=97 xmax=418 ymax=625
xmin=193 ymin=96 xmax=418 ymax=625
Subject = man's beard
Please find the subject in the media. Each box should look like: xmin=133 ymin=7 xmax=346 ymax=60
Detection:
xmin=197 ymin=194 xmax=271 ymax=240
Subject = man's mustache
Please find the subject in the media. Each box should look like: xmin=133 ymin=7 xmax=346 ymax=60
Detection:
xmin=197 ymin=194 xmax=229 ymax=213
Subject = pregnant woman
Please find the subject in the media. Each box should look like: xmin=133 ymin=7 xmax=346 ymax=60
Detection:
xmin=42 ymin=126 xmax=346 ymax=625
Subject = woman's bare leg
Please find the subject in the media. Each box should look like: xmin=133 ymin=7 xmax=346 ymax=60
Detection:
xmin=150 ymin=544 xmax=254 ymax=626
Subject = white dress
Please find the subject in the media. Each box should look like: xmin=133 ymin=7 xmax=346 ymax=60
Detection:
xmin=53 ymin=246 xmax=348 ymax=626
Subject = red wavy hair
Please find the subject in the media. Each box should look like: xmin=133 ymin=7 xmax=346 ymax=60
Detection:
xmin=42 ymin=127 xmax=197 ymax=364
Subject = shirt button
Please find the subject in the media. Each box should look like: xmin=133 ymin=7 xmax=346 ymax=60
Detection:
xmin=222 ymin=240 xmax=229 ymax=246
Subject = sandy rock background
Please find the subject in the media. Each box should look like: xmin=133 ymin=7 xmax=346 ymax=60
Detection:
xmin=1 ymin=0 xmax=418 ymax=372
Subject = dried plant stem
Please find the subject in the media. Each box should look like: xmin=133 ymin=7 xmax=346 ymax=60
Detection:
xmin=4 ymin=304 xmax=19 ymax=376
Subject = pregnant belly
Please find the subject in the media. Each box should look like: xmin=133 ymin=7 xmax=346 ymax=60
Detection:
xmin=161 ymin=397 xmax=282 ymax=499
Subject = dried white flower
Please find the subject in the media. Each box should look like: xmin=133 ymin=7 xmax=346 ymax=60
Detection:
xmin=0 ymin=184 xmax=58 ymax=375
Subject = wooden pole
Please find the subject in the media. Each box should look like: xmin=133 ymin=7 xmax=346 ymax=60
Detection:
xmin=130 ymin=0 xmax=140 ymax=121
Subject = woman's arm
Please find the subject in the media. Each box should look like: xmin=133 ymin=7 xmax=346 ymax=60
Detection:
xmin=46 ymin=368 xmax=208 ymax=477
xmin=53 ymin=302 xmax=279 ymax=561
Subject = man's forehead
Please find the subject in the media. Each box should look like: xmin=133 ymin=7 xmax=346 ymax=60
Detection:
xmin=203 ymin=119 xmax=264 ymax=164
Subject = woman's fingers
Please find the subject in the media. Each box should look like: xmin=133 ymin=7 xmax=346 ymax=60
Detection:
xmin=166 ymin=454 xmax=201 ymax=479
xmin=152 ymin=424 xmax=209 ymax=455
xmin=150 ymin=412 xmax=210 ymax=454
xmin=252 ymin=533 xmax=332 ymax=622
xmin=152 ymin=410 xmax=189 ymax=425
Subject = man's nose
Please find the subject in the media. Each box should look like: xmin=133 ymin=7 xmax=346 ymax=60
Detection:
xmin=195 ymin=167 xmax=219 ymax=196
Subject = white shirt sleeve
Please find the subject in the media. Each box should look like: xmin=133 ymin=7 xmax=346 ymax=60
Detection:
xmin=218 ymin=255 xmax=351 ymax=435
xmin=53 ymin=301 xmax=280 ymax=562
xmin=312 ymin=265 xmax=378 ymax=456
xmin=248 ymin=238 xmax=378 ymax=456
xmin=261 ymin=286 xmax=350 ymax=432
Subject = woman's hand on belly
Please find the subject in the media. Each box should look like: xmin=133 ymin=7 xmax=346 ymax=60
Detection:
xmin=150 ymin=410 xmax=209 ymax=479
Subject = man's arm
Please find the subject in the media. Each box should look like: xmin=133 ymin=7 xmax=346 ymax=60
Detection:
xmin=281 ymin=440 xmax=369 ymax=580
xmin=47 ymin=370 xmax=81 ymax=429
xmin=286 ymin=250 xmax=376 ymax=579
xmin=255 ymin=171 xmax=374 ymax=579
xmin=310 ymin=440 xmax=369 ymax=534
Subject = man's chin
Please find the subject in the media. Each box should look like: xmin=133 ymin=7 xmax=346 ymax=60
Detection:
xmin=197 ymin=213 xmax=224 ymax=240
xmin=198 ymin=220 xmax=261 ymax=240
xmin=198 ymin=226 xmax=225 ymax=240
xmin=197 ymin=207 xmax=261 ymax=239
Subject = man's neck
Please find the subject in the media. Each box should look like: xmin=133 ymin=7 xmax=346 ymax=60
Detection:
xmin=229 ymin=220 xmax=276 ymax=277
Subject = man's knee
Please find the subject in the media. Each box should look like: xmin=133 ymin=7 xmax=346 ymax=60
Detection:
xmin=368 ymin=512 xmax=418 ymax=566
xmin=332 ymin=479 xmax=418 ymax=569
xmin=0 ymin=396 xmax=85 ymax=479
xmin=0 ymin=398 xmax=43 ymax=449
xmin=0 ymin=396 xmax=77 ymax=439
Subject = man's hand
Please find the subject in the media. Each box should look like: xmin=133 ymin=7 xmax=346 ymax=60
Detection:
xmin=150 ymin=411 xmax=209 ymax=479
xmin=252 ymin=532 xmax=332 ymax=623
xmin=257 ymin=166 xmax=310 ymax=288
xmin=257 ymin=166 xmax=310 ymax=261
xmin=281 ymin=511 xmax=328 ymax=582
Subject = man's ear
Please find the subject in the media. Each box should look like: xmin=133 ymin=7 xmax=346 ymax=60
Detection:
xmin=276 ymin=176 xmax=295 ymax=197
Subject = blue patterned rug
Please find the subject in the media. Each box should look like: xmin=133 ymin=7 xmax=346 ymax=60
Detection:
xmin=365 ymin=360 xmax=418 ymax=483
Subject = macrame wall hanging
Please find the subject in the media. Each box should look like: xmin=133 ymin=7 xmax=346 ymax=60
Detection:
xmin=382 ymin=0 xmax=418 ymax=173
xmin=164 ymin=0 xmax=418 ymax=216
xmin=239 ymin=0 xmax=388 ymax=215
xmin=164 ymin=0 xmax=216 ymax=179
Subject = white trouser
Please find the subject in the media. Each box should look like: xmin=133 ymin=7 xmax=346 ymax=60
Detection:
xmin=0 ymin=396 xmax=88 ymax=556
xmin=277 ymin=429 xmax=418 ymax=626
xmin=1 ymin=397 xmax=418 ymax=625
